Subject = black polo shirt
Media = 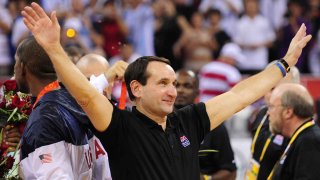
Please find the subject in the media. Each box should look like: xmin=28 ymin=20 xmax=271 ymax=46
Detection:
xmin=251 ymin=107 xmax=288 ymax=180
xmin=273 ymin=124 xmax=320 ymax=180
xmin=199 ymin=124 xmax=236 ymax=175
xmin=95 ymin=103 xmax=210 ymax=180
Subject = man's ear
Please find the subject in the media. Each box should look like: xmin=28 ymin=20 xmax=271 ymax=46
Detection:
xmin=283 ymin=107 xmax=294 ymax=119
xmin=130 ymin=80 xmax=142 ymax=99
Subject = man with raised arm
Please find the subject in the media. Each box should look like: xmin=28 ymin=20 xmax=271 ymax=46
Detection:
xmin=21 ymin=3 xmax=312 ymax=180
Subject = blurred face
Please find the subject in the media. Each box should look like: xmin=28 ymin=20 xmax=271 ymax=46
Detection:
xmin=289 ymin=3 xmax=302 ymax=17
xmin=14 ymin=54 xmax=29 ymax=93
xmin=267 ymin=94 xmax=284 ymax=134
xmin=191 ymin=12 xmax=203 ymax=28
xmin=208 ymin=13 xmax=221 ymax=26
xmin=175 ymin=73 xmax=197 ymax=108
xmin=138 ymin=61 xmax=177 ymax=117
xmin=72 ymin=0 xmax=84 ymax=13
xmin=245 ymin=0 xmax=258 ymax=16
xmin=120 ymin=45 xmax=133 ymax=61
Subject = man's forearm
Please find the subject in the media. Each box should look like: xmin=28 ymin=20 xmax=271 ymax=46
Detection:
xmin=206 ymin=63 xmax=283 ymax=130
xmin=44 ymin=45 xmax=112 ymax=131
xmin=230 ymin=64 xmax=283 ymax=108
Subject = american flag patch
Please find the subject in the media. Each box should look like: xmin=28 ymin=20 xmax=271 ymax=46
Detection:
xmin=39 ymin=153 xmax=52 ymax=163
xmin=180 ymin=135 xmax=190 ymax=147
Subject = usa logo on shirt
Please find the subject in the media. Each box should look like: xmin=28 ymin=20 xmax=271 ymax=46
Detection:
xmin=180 ymin=135 xmax=190 ymax=147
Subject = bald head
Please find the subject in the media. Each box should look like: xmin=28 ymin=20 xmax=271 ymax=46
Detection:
xmin=271 ymin=83 xmax=314 ymax=119
xmin=175 ymin=69 xmax=199 ymax=108
xmin=76 ymin=54 xmax=110 ymax=78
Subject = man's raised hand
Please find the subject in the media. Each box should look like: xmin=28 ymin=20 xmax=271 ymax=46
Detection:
xmin=21 ymin=2 xmax=60 ymax=50
xmin=283 ymin=23 xmax=312 ymax=67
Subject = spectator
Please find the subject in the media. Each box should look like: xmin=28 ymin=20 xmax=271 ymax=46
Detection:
xmin=267 ymin=83 xmax=320 ymax=179
xmin=248 ymin=64 xmax=300 ymax=180
xmin=233 ymin=0 xmax=275 ymax=74
xmin=122 ymin=0 xmax=155 ymax=56
xmin=199 ymin=43 xmax=243 ymax=102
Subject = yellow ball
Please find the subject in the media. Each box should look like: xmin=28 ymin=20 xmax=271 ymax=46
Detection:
xmin=66 ymin=28 xmax=76 ymax=38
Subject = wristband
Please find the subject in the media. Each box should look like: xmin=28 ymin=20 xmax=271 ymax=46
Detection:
xmin=278 ymin=59 xmax=290 ymax=72
xmin=275 ymin=62 xmax=286 ymax=77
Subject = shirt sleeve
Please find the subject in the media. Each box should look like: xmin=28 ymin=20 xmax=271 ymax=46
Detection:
xmin=20 ymin=104 xmax=77 ymax=179
xmin=20 ymin=142 xmax=75 ymax=179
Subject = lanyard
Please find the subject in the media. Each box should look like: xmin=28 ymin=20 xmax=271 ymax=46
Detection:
xmin=33 ymin=81 xmax=59 ymax=109
xmin=251 ymin=114 xmax=268 ymax=154
xmin=118 ymin=82 xmax=127 ymax=110
xmin=259 ymin=135 xmax=272 ymax=161
xmin=267 ymin=120 xmax=314 ymax=180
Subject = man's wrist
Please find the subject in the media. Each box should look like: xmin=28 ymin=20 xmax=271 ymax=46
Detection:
xmin=278 ymin=59 xmax=290 ymax=73
xmin=43 ymin=43 xmax=63 ymax=54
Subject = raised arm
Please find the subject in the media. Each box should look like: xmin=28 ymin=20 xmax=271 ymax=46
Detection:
xmin=205 ymin=24 xmax=312 ymax=130
xmin=21 ymin=3 xmax=116 ymax=132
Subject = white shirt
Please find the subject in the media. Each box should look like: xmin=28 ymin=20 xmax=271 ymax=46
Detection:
xmin=233 ymin=15 xmax=275 ymax=70
xmin=123 ymin=4 xmax=155 ymax=56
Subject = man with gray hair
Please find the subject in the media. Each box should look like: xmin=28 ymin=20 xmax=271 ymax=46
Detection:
xmin=248 ymin=65 xmax=300 ymax=180
xmin=267 ymin=83 xmax=319 ymax=179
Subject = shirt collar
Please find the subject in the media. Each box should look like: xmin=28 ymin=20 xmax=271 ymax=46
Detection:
xmin=132 ymin=106 xmax=161 ymax=129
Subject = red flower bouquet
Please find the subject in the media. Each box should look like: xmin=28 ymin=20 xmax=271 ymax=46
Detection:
xmin=0 ymin=80 xmax=32 ymax=178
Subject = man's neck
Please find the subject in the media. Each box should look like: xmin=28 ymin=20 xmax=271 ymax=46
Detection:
xmin=29 ymin=78 xmax=57 ymax=97
xmin=285 ymin=118 xmax=310 ymax=137
xmin=136 ymin=105 xmax=167 ymax=130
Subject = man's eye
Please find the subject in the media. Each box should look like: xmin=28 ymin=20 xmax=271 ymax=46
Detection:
xmin=159 ymin=81 xmax=167 ymax=85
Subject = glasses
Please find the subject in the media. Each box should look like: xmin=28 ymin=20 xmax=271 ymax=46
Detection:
xmin=267 ymin=104 xmax=285 ymax=110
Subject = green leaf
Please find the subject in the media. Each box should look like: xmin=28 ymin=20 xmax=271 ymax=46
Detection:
xmin=7 ymin=108 xmax=18 ymax=122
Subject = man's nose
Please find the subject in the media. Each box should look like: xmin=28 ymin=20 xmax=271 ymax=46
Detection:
xmin=168 ymin=84 xmax=177 ymax=97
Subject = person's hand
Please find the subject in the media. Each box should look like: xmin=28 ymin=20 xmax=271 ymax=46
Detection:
xmin=21 ymin=2 xmax=60 ymax=50
xmin=283 ymin=23 xmax=312 ymax=67
xmin=3 ymin=125 xmax=21 ymax=152
xmin=105 ymin=61 xmax=128 ymax=85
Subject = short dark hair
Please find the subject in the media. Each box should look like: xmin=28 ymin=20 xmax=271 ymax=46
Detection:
xmin=124 ymin=56 xmax=171 ymax=101
xmin=206 ymin=8 xmax=221 ymax=18
xmin=16 ymin=36 xmax=57 ymax=81
xmin=281 ymin=90 xmax=314 ymax=119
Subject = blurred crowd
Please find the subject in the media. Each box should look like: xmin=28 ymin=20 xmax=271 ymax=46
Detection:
xmin=0 ymin=0 xmax=320 ymax=77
